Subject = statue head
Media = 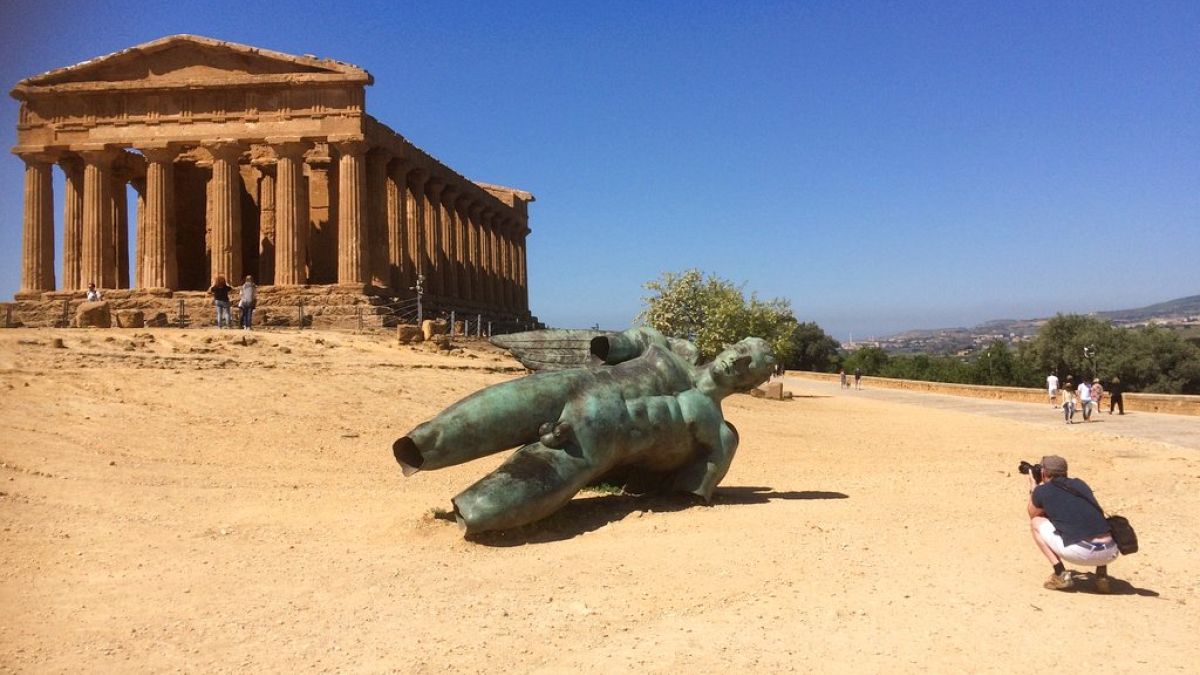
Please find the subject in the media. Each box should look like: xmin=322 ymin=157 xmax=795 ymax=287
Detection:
xmin=700 ymin=337 xmax=777 ymax=395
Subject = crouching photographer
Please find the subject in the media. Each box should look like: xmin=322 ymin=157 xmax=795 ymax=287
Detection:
xmin=1023 ymin=455 xmax=1119 ymax=593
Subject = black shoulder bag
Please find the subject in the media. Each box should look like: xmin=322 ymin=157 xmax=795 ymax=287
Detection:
xmin=1051 ymin=480 xmax=1138 ymax=555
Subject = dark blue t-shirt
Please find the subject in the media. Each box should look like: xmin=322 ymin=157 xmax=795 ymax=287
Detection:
xmin=1032 ymin=477 xmax=1110 ymax=545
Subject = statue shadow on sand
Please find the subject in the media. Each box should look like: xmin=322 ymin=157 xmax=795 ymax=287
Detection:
xmin=442 ymin=485 xmax=848 ymax=546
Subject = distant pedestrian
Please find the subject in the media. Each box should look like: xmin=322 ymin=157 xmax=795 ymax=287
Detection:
xmin=1047 ymin=373 xmax=1059 ymax=407
xmin=1108 ymin=377 xmax=1124 ymax=415
xmin=1062 ymin=378 xmax=1077 ymax=424
xmin=238 ymin=275 xmax=258 ymax=330
xmin=839 ymin=368 xmax=848 ymax=389
xmin=1077 ymin=379 xmax=1094 ymax=421
xmin=1091 ymin=379 xmax=1104 ymax=415
xmin=854 ymin=368 xmax=862 ymax=390
xmin=85 ymin=282 xmax=102 ymax=302
xmin=209 ymin=275 xmax=233 ymax=329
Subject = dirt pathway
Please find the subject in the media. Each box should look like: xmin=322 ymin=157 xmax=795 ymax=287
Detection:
xmin=1 ymin=330 xmax=1196 ymax=673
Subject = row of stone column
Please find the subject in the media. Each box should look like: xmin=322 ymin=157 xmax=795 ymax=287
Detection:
xmin=382 ymin=165 xmax=529 ymax=311
xmin=17 ymin=140 xmax=530 ymax=312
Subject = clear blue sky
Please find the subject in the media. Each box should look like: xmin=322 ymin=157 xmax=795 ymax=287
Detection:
xmin=2 ymin=1 xmax=1196 ymax=339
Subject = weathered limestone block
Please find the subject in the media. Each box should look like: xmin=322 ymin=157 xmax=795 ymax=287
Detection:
xmin=421 ymin=319 xmax=448 ymax=341
xmin=75 ymin=301 xmax=112 ymax=328
xmin=396 ymin=324 xmax=423 ymax=344
xmin=114 ymin=309 xmax=145 ymax=328
xmin=751 ymin=381 xmax=791 ymax=400
xmin=146 ymin=312 xmax=170 ymax=328
xmin=423 ymin=334 xmax=452 ymax=352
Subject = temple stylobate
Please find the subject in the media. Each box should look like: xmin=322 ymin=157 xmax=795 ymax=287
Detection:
xmin=10 ymin=35 xmax=534 ymax=324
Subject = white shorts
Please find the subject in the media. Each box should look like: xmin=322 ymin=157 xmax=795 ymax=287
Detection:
xmin=1036 ymin=519 xmax=1120 ymax=566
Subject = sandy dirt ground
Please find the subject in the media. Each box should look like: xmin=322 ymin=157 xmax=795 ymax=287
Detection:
xmin=1 ymin=328 xmax=1197 ymax=673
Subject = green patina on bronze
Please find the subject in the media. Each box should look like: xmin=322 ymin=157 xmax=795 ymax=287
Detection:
xmin=392 ymin=327 xmax=776 ymax=535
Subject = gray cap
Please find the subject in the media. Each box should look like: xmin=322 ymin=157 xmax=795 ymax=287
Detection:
xmin=1041 ymin=455 xmax=1067 ymax=474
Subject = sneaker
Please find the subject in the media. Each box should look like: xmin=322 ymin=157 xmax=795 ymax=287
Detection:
xmin=1095 ymin=577 xmax=1111 ymax=594
xmin=1044 ymin=571 xmax=1074 ymax=591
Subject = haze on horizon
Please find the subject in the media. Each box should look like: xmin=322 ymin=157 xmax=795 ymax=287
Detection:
xmin=1 ymin=1 xmax=1195 ymax=340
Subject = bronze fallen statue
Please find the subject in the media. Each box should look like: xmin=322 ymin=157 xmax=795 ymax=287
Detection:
xmin=392 ymin=327 xmax=776 ymax=535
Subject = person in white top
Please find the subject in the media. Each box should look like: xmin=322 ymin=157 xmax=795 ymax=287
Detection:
xmin=1077 ymin=380 xmax=1094 ymax=421
xmin=85 ymin=282 xmax=101 ymax=302
xmin=1047 ymin=373 xmax=1059 ymax=407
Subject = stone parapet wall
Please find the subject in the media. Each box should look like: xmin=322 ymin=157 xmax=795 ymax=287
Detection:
xmin=789 ymin=371 xmax=1200 ymax=417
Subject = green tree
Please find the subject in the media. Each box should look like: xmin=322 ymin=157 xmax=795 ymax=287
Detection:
xmin=973 ymin=341 xmax=1022 ymax=386
xmin=844 ymin=346 xmax=889 ymax=375
xmin=1022 ymin=314 xmax=1200 ymax=393
xmin=639 ymin=269 xmax=799 ymax=364
xmin=1024 ymin=314 xmax=1114 ymax=382
xmin=789 ymin=322 xmax=841 ymax=372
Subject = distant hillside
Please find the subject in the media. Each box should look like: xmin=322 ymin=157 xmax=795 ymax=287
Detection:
xmin=1097 ymin=295 xmax=1200 ymax=323
xmin=867 ymin=294 xmax=1200 ymax=354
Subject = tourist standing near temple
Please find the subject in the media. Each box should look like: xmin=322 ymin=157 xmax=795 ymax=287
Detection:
xmin=1091 ymin=379 xmax=1104 ymax=415
xmin=209 ymin=275 xmax=234 ymax=329
xmin=1108 ymin=377 xmax=1125 ymax=415
xmin=85 ymin=283 xmax=101 ymax=302
xmin=1047 ymin=372 xmax=1059 ymax=407
xmin=238 ymin=276 xmax=258 ymax=331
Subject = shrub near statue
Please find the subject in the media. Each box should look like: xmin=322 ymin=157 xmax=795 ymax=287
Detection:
xmin=392 ymin=327 xmax=777 ymax=535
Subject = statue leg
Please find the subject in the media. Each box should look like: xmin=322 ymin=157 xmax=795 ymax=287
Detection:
xmin=393 ymin=370 xmax=590 ymax=474
xmin=450 ymin=442 xmax=605 ymax=534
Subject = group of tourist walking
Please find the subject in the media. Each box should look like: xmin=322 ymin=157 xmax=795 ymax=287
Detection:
xmin=208 ymin=275 xmax=258 ymax=330
xmin=1047 ymin=373 xmax=1125 ymax=423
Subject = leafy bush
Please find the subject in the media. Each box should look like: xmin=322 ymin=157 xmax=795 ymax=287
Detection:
xmin=639 ymin=269 xmax=803 ymax=365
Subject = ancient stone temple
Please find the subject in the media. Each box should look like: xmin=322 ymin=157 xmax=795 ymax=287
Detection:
xmin=9 ymin=35 xmax=536 ymax=327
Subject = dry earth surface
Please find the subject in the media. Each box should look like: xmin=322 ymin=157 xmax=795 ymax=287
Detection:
xmin=1 ymin=328 xmax=1197 ymax=673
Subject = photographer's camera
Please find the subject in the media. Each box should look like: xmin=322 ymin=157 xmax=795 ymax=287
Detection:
xmin=1018 ymin=460 xmax=1043 ymax=484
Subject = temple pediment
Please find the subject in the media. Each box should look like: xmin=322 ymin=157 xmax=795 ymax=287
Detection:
xmin=12 ymin=35 xmax=371 ymax=96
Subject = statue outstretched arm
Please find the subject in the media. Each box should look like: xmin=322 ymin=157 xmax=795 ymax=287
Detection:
xmin=591 ymin=327 xmax=698 ymax=366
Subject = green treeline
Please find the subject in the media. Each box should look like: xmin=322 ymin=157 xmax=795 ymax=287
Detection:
xmin=842 ymin=315 xmax=1200 ymax=394
xmin=639 ymin=269 xmax=1200 ymax=395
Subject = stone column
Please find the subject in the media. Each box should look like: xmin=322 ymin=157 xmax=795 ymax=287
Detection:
xmin=440 ymin=185 xmax=458 ymax=298
xmin=455 ymin=196 xmax=472 ymax=302
xmin=424 ymin=179 xmax=444 ymax=295
xmin=138 ymin=145 xmax=177 ymax=289
xmin=334 ymin=139 xmax=368 ymax=285
xmin=502 ymin=222 xmax=515 ymax=310
xmin=205 ymin=141 xmax=244 ymax=283
xmin=59 ymin=156 xmax=84 ymax=291
xmin=481 ymin=209 xmax=497 ymax=306
xmin=406 ymin=171 xmax=427 ymax=288
xmin=271 ymin=139 xmax=308 ymax=285
xmin=79 ymin=148 xmax=118 ymax=290
xmin=518 ymin=226 xmax=529 ymax=311
xmin=17 ymin=152 xmax=56 ymax=294
xmin=111 ymin=161 xmax=132 ymax=288
xmin=130 ymin=177 xmax=145 ymax=288
xmin=366 ymin=148 xmax=391 ymax=290
xmin=386 ymin=159 xmax=410 ymax=291
xmin=467 ymin=203 xmax=483 ymax=303
xmin=255 ymin=166 xmax=276 ymax=284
